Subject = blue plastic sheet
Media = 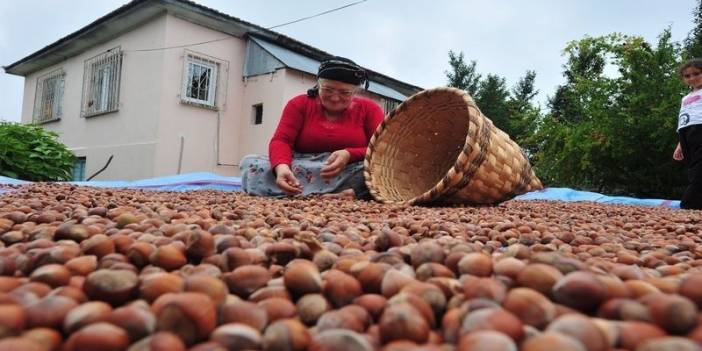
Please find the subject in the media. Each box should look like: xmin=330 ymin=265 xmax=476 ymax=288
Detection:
xmin=0 ymin=173 xmax=680 ymax=208
xmin=514 ymin=187 xmax=680 ymax=209
xmin=0 ymin=172 xmax=241 ymax=192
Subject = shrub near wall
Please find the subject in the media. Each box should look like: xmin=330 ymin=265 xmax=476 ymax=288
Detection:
xmin=0 ymin=122 xmax=75 ymax=181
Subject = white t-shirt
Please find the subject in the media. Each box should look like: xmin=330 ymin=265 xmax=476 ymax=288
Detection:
xmin=678 ymin=89 xmax=702 ymax=131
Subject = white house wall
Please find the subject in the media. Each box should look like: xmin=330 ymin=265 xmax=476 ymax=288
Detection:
xmin=20 ymin=15 xmax=169 ymax=180
xmin=152 ymin=14 xmax=245 ymax=177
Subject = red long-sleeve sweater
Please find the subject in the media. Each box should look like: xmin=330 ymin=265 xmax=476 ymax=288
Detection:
xmin=268 ymin=94 xmax=385 ymax=169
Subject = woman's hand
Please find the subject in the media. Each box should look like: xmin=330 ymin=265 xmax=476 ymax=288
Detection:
xmin=674 ymin=142 xmax=684 ymax=161
xmin=274 ymin=164 xmax=303 ymax=195
xmin=321 ymin=150 xmax=351 ymax=180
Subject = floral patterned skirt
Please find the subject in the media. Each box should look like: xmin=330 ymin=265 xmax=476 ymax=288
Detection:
xmin=239 ymin=152 xmax=369 ymax=198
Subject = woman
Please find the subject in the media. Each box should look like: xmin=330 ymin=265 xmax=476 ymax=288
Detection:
xmin=240 ymin=56 xmax=385 ymax=198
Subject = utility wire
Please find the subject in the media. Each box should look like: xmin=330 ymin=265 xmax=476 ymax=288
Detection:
xmin=126 ymin=0 xmax=369 ymax=53
xmin=267 ymin=0 xmax=367 ymax=29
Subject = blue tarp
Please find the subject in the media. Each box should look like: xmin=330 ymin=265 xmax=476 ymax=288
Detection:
xmin=514 ymin=187 xmax=680 ymax=209
xmin=0 ymin=173 xmax=680 ymax=208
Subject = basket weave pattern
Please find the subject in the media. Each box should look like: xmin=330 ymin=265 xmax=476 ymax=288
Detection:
xmin=364 ymin=87 xmax=543 ymax=205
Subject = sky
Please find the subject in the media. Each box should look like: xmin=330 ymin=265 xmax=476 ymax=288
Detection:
xmin=0 ymin=0 xmax=698 ymax=122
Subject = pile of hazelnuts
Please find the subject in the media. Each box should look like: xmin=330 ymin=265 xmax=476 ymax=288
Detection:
xmin=0 ymin=183 xmax=701 ymax=350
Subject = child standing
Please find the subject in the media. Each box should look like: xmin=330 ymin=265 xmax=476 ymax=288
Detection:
xmin=674 ymin=58 xmax=702 ymax=209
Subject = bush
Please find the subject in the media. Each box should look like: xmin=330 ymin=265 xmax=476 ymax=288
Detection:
xmin=0 ymin=122 xmax=75 ymax=181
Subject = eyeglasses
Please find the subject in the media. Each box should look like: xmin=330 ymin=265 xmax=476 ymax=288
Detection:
xmin=319 ymin=86 xmax=355 ymax=98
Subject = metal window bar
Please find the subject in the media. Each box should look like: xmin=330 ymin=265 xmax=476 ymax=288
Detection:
xmin=82 ymin=49 xmax=122 ymax=117
xmin=33 ymin=70 xmax=65 ymax=123
xmin=183 ymin=54 xmax=218 ymax=106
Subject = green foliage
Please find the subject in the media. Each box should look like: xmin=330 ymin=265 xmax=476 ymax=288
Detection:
xmin=0 ymin=122 xmax=75 ymax=181
xmin=684 ymin=0 xmax=702 ymax=59
xmin=445 ymin=50 xmax=481 ymax=95
xmin=533 ymin=31 xmax=687 ymax=197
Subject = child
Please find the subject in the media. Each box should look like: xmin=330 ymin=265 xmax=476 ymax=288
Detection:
xmin=674 ymin=58 xmax=702 ymax=209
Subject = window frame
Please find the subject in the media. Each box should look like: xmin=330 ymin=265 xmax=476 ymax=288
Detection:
xmin=33 ymin=69 xmax=65 ymax=124
xmin=72 ymin=157 xmax=87 ymax=181
xmin=81 ymin=47 xmax=123 ymax=118
xmin=252 ymin=103 xmax=263 ymax=125
xmin=181 ymin=53 xmax=219 ymax=108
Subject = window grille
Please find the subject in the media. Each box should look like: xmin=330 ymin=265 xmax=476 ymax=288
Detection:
xmin=82 ymin=48 xmax=122 ymax=117
xmin=182 ymin=54 xmax=218 ymax=107
xmin=384 ymin=99 xmax=399 ymax=114
xmin=33 ymin=69 xmax=65 ymax=123
xmin=252 ymin=104 xmax=263 ymax=125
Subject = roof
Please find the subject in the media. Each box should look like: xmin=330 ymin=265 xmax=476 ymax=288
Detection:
xmin=3 ymin=0 xmax=422 ymax=97
xmin=248 ymin=36 xmax=407 ymax=101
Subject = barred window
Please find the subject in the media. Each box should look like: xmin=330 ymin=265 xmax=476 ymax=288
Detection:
xmin=33 ymin=69 xmax=65 ymax=123
xmin=384 ymin=99 xmax=399 ymax=114
xmin=82 ymin=48 xmax=122 ymax=117
xmin=182 ymin=53 xmax=218 ymax=107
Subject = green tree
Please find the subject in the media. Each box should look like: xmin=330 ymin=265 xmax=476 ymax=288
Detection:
xmin=445 ymin=50 xmax=481 ymax=95
xmin=474 ymin=74 xmax=511 ymax=132
xmin=532 ymin=31 xmax=687 ymax=197
xmin=684 ymin=0 xmax=702 ymax=59
xmin=0 ymin=122 xmax=75 ymax=181
xmin=507 ymin=71 xmax=541 ymax=146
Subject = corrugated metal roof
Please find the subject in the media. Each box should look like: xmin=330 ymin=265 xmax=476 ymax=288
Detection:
xmin=250 ymin=37 xmax=407 ymax=101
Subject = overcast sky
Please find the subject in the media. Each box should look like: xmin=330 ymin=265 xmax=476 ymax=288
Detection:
xmin=0 ymin=0 xmax=698 ymax=122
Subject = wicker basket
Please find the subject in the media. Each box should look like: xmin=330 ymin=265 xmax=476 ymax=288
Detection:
xmin=364 ymin=87 xmax=543 ymax=205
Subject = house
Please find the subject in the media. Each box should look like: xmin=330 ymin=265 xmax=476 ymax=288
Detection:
xmin=3 ymin=0 xmax=421 ymax=181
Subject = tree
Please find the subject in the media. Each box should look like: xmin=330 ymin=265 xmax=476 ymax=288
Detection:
xmin=507 ymin=71 xmax=541 ymax=146
xmin=532 ymin=31 xmax=687 ymax=197
xmin=474 ymin=74 xmax=510 ymax=132
xmin=0 ymin=122 xmax=75 ymax=181
xmin=684 ymin=0 xmax=702 ymax=59
xmin=445 ymin=50 xmax=481 ymax=95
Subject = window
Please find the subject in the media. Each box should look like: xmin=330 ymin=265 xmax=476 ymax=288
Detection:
xmin=33 ymin=69 xmax=65 ymax=123
xmin=384 ymin=99 xmax=399 ymax=114
xmin=252 ymin=104 xmax=263 ymax=125
xmin=182 ymin=53 xmax=218 ymax=107
xmin=73 ymin=157 xmax=86 ymax=181
xmin=82 ymin=48 xmax=122 ymax=117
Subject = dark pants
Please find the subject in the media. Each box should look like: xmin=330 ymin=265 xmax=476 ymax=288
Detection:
xmin=680 ymin=124 xmax=702 ymax=209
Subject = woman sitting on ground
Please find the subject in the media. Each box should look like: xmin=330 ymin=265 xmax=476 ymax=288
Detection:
xmin=240 ymin=56 xmax=385 ymax=199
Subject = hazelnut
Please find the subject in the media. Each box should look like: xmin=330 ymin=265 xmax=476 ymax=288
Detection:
xmin=552 ymin=271 xmax=608 ymax=312
xmin=183 ymin=275 xmax=227 ymax=306
xmin=64 ymin=322 xmax=130 ymax=351
xmin=636 ymin=337 xmax=701 ymax=351
xmin=262 ymin=319 xmax=310 ymax=351
xmin=65 ymin=255 xmax=98 ymax=276
xmin=516 ymin=263 xmax=563 ymax=297
xmin=153 ymin=292 xmax=216 ymax=345
xmin=84 ymin=269 xmax=139 ymax=306
xmin=617 ymin=321 xmax=667 ymax=350
xmin=22 ymin=327 xmax=63 ymax=351
xmin=138 ymin=272 xmax=184 ymax=303
xmin=126 ymin=331 xmax=186 ymax=351
xmin=185 ymin=230 xmax=215 ymax=261
xmin=211 ymin=323 xmax=262 ymax=350
xmin=25 ymin=295 xmax=78 ymax=329
xmin=353 ymin=294 xmax=387 ymax=321
xmin=642 ymin=293 xmax=698 ymax=334
xmin=106 ymin=302 xmax=156 ymax=342
xmin=310 ymin=329 xmax=374 ymax=351
xmin=63 ymin=301 xmax=113 ymax=334
xmin=324 ymin=269 xmax=363 ymax=307
xmin=457 ymin=253 xmax=493 ymax=277
xmin=219 ymin=299 xmax=268 ymax=331
xmin=520 ymin=332 xmax=587 ymax=351
xmin=545 ymin=314 xmax=609 ymax=351
xmin=460 ymin=308 xmax=524 ymax=343
xmin=0 ymin=303 xmax=26 ymax=338
xmin=502 ymin=287 xmax=556 ymax=328
xmin=378 ymin=302 xmax=429 ymax=344
xmin=284 ymin=259 xmax=322 ymax=297
xmin=149 ymin=244 xmax=187 ymax=271
xmin=221 ymin=265 xmax=271 ymax=298
xmin=0 ymin=337 xmax=45 ymax=351
xmin=258 ymin=297 xmax=297 ymax=323
xmin=457 ymin=330 xmax=517 ymax=351
xmin=296 ymin=293 xmax=330 ymax=325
